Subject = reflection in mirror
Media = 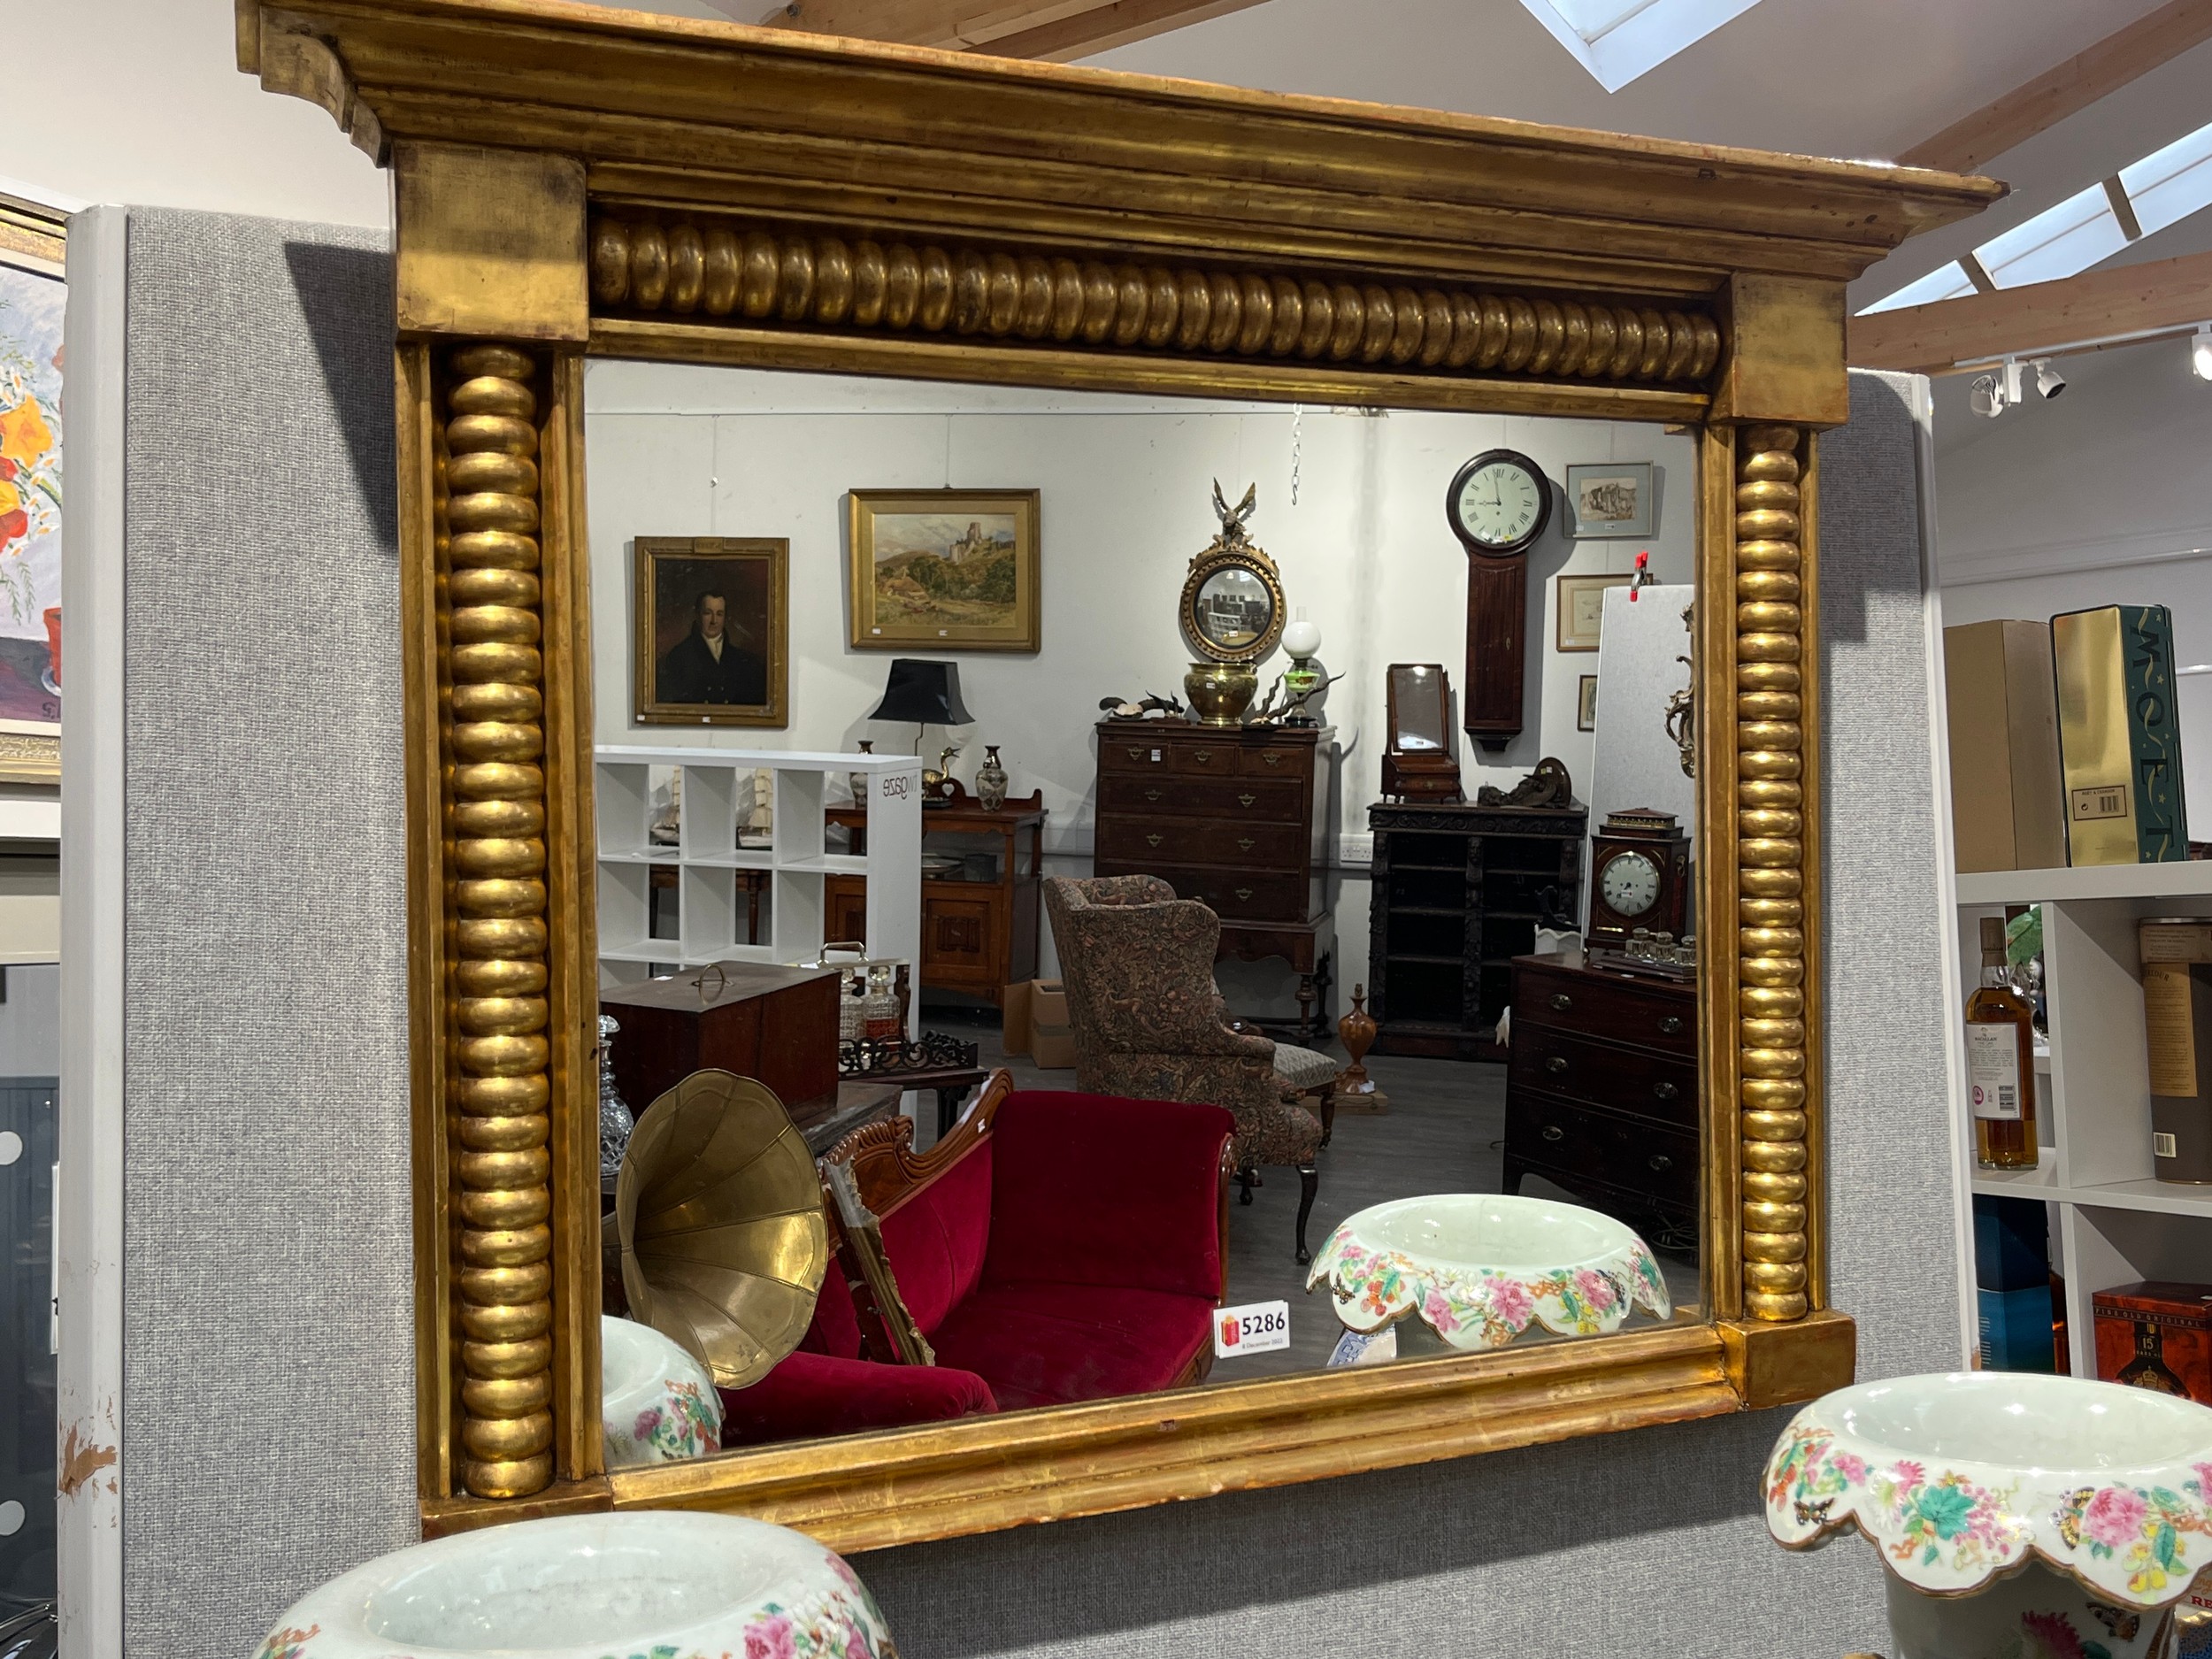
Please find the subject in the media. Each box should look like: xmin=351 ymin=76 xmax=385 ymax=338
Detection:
xmin=581 ymin=361 xmax=1700 ymax=1466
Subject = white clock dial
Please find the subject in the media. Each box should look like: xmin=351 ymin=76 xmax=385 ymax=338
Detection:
xmin=1600 ymin=849 xmax=1661 ymax=918
xmin=1455 ymin=462 xmax=1544 ymax=548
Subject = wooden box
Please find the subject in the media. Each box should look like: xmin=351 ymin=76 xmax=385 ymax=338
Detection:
xmin=600 ymin=961 xmax=841 ymax=1118
xmin=2092 ymin=1280 xmax=2212 ymax=1404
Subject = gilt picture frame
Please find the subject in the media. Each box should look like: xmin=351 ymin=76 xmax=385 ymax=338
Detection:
xmin=634 ymin=536 xmax=789 ymax=728
xmin=848 ymin=488 xmax=1041 ymax=652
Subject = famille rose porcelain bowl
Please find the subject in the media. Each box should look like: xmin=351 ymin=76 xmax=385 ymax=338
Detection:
xmin=602 ymin=1313 xmax=723 ymax=1470
xmin=1305 ymin=1193 xmax=1671 ymax=1352
xmin=250 ymin=1512 xmax=896 ymax=1659
xmin=1766 ymin=1372 xmax=2212 ymax=1659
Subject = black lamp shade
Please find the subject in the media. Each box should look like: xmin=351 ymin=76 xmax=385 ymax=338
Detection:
xmin=867 ymin=658 xmax=974 ymax=726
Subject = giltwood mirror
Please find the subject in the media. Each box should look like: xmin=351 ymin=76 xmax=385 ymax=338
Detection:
xmin=235 ymin=0 xmax=1999 ymax=1550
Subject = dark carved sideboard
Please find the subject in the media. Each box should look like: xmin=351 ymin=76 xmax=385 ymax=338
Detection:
xmin=1092 ymin=720 xmax=1338 ymax=1036
xmin=1366 ymin=799 xmax=1584 ymax=1059
xmin=1502 ymin=946 xmax=1696 ymax=1244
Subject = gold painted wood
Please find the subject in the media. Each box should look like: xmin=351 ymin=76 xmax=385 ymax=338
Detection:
xmin=232 ymin=0 xmax=2003 ymax=1541
xmin=396 ymin=143 xmax=589 ymax=342
xmin=588 ymin=212 xmax=1722 ymax=396
xmin=1732 ymin=424 xmax=1813 ymax=1323
xmin=758 ymin=0 xmax=1264 ymax=58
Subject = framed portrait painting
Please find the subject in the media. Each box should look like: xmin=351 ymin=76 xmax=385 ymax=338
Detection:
xmin=1564 ymin=462 xmax=1655 ymax=539
xmin=849 ymin=488 xmax=1041 ymax=651
xmin=634 ymin=537 xmax=788 ymax=727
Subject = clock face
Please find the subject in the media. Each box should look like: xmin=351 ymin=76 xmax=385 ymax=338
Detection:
xmin=1449 ymin=453 xmax=1548 ymax=551
xmin=1600 ymin=849 xmax=1662 ymax=918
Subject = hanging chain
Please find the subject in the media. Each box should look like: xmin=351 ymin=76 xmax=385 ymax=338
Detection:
xmin=1290 ymin=403 xmax=1302 ymax=507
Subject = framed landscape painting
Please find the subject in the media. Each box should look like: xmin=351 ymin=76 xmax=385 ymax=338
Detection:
xmin=848 ymin=488 xmax=1041 ymax=652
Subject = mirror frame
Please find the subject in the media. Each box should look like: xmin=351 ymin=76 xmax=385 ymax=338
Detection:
xmin=235 ymin=0 xmax=2001 ymax=1549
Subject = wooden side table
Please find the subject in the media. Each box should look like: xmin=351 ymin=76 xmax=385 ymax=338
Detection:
xmin=826 ymin=793 xmax=1045 ymax=1006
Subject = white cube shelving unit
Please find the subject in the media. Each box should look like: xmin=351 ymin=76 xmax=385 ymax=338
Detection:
xmin=1947 ymin=860 xmax=2212 ymax=1376
xmin=594 ymin=746 xmax=923 ymax=1020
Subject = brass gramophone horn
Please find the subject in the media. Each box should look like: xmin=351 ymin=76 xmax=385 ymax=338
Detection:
xmin=616 ymin=1069 xmax=829 ymax=1388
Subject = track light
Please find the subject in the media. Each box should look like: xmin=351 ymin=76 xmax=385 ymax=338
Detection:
xmin=1970 ymin=373 xmax=2003 ymax=418
xmin=2033 ymin=358 xmax=2064 ymax=398
xmin=2193 ymin=325 xmax=2212 ymax=382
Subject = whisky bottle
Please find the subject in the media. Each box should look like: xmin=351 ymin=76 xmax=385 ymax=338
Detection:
xmin=2117 ymin=1318 xmax=2186 ymax=1394
xmin=1967 ymin=915 xmax=2039 ymax=1170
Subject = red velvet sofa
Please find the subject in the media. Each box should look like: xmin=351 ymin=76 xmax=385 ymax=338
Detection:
xmin=720 ymin=1084 xmax=1233 ymax=1447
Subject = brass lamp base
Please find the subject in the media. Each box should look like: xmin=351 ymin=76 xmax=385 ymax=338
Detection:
xmin=1184 ymin=661 xmax=1258 ymax=726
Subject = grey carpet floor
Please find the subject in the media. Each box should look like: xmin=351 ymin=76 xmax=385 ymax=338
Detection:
xmin=918 ymin=1005 xmax=1700 ymax=1383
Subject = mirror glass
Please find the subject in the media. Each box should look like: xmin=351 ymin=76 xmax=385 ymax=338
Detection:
xmin=582 ymin=358 xmax=1700 ymax=1471
xmin=1192 ymin=565 xmax=1273 ymax=654
xmin=1388 ymin=664 xmax=1447 ymax=752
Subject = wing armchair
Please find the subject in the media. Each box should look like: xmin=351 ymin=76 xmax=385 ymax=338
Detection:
xmin=1044 ymin=874 xmax=1323 ymax=1262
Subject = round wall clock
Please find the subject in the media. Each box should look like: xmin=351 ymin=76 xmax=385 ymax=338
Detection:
xmin=1446 ymin=449 xmax=1551 ymax=556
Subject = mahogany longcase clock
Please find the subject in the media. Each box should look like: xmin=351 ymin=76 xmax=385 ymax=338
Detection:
xmin=1446 ymin=449 xmax=1551 ymax=751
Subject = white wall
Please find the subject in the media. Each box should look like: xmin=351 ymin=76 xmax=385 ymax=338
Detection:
xmin=584 ymin=360 xmax=1695 ymax=1002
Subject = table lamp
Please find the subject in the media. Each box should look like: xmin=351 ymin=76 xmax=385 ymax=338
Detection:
xmin=867 ymin=658 xmax=974 ymax=802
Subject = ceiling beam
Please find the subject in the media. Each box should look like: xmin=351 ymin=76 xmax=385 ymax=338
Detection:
xmin=1897 ymin=0 xmax=2212 ymax=176
xmin=1848 ymin=248 xmax=2212 ymax=374
xmin=749 ymin=0 xmax=1266 ymax=57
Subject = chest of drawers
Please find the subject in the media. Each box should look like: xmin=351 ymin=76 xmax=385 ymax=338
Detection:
xmin=1091 ymin=720 xmax=1338 ymax=1035
xmin=1502 ymin=947 xmax=1697 ymax=1242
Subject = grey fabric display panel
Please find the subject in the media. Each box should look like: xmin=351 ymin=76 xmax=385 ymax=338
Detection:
xmin=855 ymin=372 xmax=1958 ymax=1658
xmin=119 ymin=210 xmax=414 ymax=1658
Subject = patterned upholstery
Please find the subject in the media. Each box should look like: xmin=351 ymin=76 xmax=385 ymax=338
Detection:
xmin=1271 ymin=1044 xmax=1338 ymax=1091
xmin=1045 ymin=875 xmax=1322 ymax=1174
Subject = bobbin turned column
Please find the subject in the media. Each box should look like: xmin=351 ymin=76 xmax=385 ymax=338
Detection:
xmin=394 ymin=141 xmax=602 ymax=1507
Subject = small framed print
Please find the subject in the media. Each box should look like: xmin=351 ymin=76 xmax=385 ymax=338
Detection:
xmin=1577 ymin=674 xmax=1598 ymax=732
xmin=1555 ymin=573 xmax=1632 ymax=653
xmin=634 ymin=536 xmax=789 ymax=727
xmin=849 ymin=488 xmax=1041 ymax=651
xmin=1565 ymin=462 xmax=1655 ymax=539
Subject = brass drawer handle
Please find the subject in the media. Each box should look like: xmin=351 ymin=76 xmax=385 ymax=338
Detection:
xmin=1126 ymin=747 xmax=1151 ymax=761
xmin=1238 ymin=793 xmax=1256 ymax=807
xmin=1146 ymin=833 xmax=1163 ymax=848
xmin=1238 ymin=837 xmax=1255 ymax=851
xmin=1144 ymin=788 xmax=1161 ymax=803
xmin=1653 ymin=1081 xmax=1679 ymax=1102
xmin=1548 ymin=992 xmax=1572 ymax=1012
xmin=1194 ymin=749 xmax=1212 ymax=762
xmin=1648 ymin=1153 xmax=1672 ymax=1173
xmin=1235 ymin=887 xmax=1254 ymax=900
xmin=1540 ymin=1125 xmax=1564 ymax=1142
xmin=1658 ymin=1016 xmax=1685 ymax=1035
xmin=1545 ymin=1056 xmax=1568 ymax=1075
xmin=1263 ymin=751 xmax=1282 ymax=766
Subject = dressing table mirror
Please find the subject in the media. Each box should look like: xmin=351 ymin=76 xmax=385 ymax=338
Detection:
xmin=1382 ymin=663 xmax=1461 ymax=803
xmin=234 ymin=0 xmax=2000 ymax=1552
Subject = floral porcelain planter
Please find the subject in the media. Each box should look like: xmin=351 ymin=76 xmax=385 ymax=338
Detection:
xmin=1304 ymin=1193 xmax=1671 ymax=1351
xmin=1765 ymin=1372 xmax=2212 ymax=1659
xmin=251 ymin=1511 xmax=897 ymax=1659
xmin=603 ymin=1313 xmax=723 ymax=1469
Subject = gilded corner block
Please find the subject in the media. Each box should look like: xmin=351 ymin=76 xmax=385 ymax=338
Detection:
xmin=396 ymin=144 xmax=589 ymax=343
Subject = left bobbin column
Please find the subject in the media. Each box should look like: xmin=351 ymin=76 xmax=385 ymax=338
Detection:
xmin=394 ymin=142 xmax=602 ymax=1506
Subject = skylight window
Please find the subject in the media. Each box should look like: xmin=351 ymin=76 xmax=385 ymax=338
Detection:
xmin=1517 ymin=0 xmax=1768 ymax=91
xmin=1862 ymin=113 xmax=2212 ymax=314
xmin=1857 ymin=261 xmax=1976 ymax=316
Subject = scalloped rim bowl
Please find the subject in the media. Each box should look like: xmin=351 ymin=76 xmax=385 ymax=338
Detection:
xmin=601 ymin=1314 xmax=723 ymax=1469
xmin=251 ymin=1512 xmax=893 ymax=1659
xmin=1766 ymin=1371 xmax=2212 ymax=1609
xmin=1305 ymin=1193 xmax=1671 ymax=1351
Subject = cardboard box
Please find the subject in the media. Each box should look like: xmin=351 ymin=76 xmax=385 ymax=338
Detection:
xmin=1002 ymin=979 xmax=1070 ymax=1064
xmin=1943 ymin=619 xmax=2065 ymax=873
xmin=2093 ymin=1280 xmax=2212 ymax=1404
xmin=1978 ymin=1283 xmax=2058 ymax=1373
xmin=2053 ymin=603 xmax=2188 ymax=865
xmin=1030 ymin=1025 xmax=1077 ymax=1070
